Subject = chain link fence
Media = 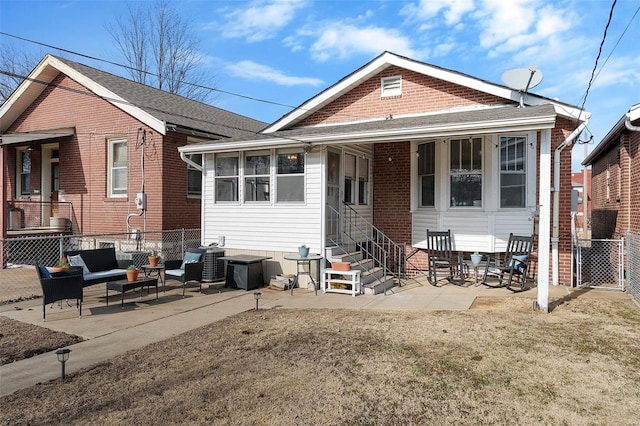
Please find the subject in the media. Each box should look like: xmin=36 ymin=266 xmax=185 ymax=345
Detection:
xmin=573 ymin=237 xmax=624 ymax=291
xmin=626 ymin=232 xmax=640 ymax=305
xmin=0 ymin=229 xmax=201 ymax=304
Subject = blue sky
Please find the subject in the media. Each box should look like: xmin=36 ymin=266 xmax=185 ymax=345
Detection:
xmin=1 ymin=0 xmax=639 ymax=170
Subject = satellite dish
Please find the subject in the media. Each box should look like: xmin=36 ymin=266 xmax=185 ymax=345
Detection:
xmin=502 ymin=65 xmax=543 ymax=107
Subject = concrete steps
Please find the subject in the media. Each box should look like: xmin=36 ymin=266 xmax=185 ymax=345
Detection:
xmin=325 ymin=244 xmax=397 ymax=295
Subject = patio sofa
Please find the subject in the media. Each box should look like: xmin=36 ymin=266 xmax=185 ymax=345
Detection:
xmin=63 ymin=247 xmax=132 ymax=287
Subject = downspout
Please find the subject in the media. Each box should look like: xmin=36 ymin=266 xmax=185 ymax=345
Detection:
xmin=552 ymin=121 xmax=588 ymax=285
xmin=180 ymin=151 xmax=203 ymax=171
xmin=625 ymin=116 xmax=640 ymax=233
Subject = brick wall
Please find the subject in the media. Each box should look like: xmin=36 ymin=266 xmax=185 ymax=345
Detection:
xmin=298 ymin=66 xmax=505 ymax=126
xmin=5 ymin=74 xmax=200 ymax=234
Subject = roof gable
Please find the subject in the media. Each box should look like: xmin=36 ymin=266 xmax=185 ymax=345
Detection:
xmin=1 ymin=54 xmax=265 ymax=138
xmin=263 ymin=51 xmax=584 ymax=133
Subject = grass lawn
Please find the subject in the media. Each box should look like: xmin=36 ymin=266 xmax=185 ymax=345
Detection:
xmin=1 ymin=296 xmax=640 ymax=425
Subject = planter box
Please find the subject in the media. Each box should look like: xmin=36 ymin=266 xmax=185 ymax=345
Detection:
xmin=331 ymin=261 xmax=350 ymax=271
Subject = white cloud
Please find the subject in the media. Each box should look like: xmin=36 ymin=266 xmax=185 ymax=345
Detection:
xmin=226 ymin=60 xmax=323 ymax=86
xmin=401 ymin=0 xmax=475 ymax=26
xmin=308 ymin=23 xmax=418 ymax=62
xmin=218 ymin=0 xmax=308 ymax=42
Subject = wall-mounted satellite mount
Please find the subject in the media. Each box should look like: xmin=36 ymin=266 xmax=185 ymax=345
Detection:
xmin=501 ymin=65 xmax=543 ymax=108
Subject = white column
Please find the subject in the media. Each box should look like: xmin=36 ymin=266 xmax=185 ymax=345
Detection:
xmin=537 ymin=129 xmax=551 ymax=312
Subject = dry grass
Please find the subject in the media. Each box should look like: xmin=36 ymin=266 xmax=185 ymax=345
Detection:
xmin=2 ymin=297 xmax=640 ymax=425
xmin=0 ymin=316 xmax=84 ymax=365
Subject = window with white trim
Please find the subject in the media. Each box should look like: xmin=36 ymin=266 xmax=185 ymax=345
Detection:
xmin=418 ymin=142 xmax=435 ymax=207
xmin=381 ymin=75 xmax=402 ymax=97
xmin=108 ymin=138 xmax=127 ymax=197
xmin=244 ymin=152 xmax=270 ymax=202
xmin=215 ymin=154 xmax=239 ymax=202
xmin=500 ymin=136 xmax=526 ymax=208
xmin=450 ymin=137 xmax=482 ymax=207
xmin=187 ymin=154 xmax=202 ymax=197
xmin=18 ymin=149 xmax=31 ymax=197
xmin=276 ymin=150 xmax=304 ymax=203
xmin=344 ymin=153 xmax=356 ymax=204
xmin=358 ymin=156 xmax=369 ymax=205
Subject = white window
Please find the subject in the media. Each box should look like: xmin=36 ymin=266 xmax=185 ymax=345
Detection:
xmin=358 ymin=156 xmax=369 ymax=205
xmin=108 ymin=139 xmax=127 ymax=197
xmin=344 ymin=153 xmax=356 ymax=204
xmin=187 ymin=154 xmax=202 ymax=197
xmin=215 ymin=154 xmax=239 ymax=202
xmin=500 ymin=136 xmax=526 ymax=208
xmin=450 ymin=137 xmax=482 ymax=207
xmin=276 ymin=150 xmax=304 ymax=203
xmin=418 ymin=142 xmax=435 ymax=207
xmin=244 ymin=152 xmax=270 ymax=202
xmin=17 ymin=149 xmax=31 ymax=197
xmin=381 ymin=75 xmax=402 ymax=97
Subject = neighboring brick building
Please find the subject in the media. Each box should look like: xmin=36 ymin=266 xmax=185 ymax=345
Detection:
xmin=180 ymin=51 xmax=588 ymax=303
xmin=583 ymin=103 xmax=640 ymax=238
xmin=0 ymin=54 xmax=265 ymax=239
xmin=571 ymin=169 xmax=592 ymax=232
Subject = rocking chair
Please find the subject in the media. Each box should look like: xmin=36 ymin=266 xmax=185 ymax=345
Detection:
xmin=482 ymin=233 xmax=533 ymax=291
xmin=426 ymin=229 xmax=458 ymax=285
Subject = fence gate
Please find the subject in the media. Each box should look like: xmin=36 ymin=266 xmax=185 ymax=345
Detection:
xmin=573 ymin=238 xmax=624 ymax=290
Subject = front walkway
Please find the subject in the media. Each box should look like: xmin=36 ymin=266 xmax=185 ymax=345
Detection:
xmin=0 ymin=278 xmax=623 ymax=397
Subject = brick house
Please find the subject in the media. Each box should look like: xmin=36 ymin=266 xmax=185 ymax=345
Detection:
xmin=582 ymin=103 xmax=640 ymax=238
xmin=571 ymin=169 xmax=591 ymax=233
xmin=180 ymin=52 xmax=588 ymax=308
xmin=0 ymin=54 xmax=265 ymax=240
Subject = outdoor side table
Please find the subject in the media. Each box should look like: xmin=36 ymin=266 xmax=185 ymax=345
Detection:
xmin=219 ymin=255 xmax=272 ymax=291
xmin=141 ymin=264 xmax=166 ymax=293
xmin=284 ymin=254 xmax=323 ymax=295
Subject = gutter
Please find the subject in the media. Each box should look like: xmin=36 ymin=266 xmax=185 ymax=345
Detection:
xmin=180 ymin=151 xmax=202 ymax=171
xmin=625 ymin=116 xmax=640 ymax=132
xmin=552 ymin=121 xmax=588 ymax=285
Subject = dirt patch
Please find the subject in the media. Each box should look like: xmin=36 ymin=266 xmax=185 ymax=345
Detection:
xmin=0 ymin=316 xmax=84 ymax=365
xmin=2 ymin=297 xmax=640 ymax=425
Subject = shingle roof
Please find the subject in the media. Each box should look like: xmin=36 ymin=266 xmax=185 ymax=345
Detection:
xmin=54 ymin=56 xmax=266 ymax=139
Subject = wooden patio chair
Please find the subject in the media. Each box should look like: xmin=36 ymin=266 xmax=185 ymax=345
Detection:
xmin=482 ymin=233 xmax=533 ymax=291
xmin=426 ymin=229 xmax=458 ymax=285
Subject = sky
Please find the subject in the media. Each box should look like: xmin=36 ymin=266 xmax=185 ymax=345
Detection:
xmin=1 ymin=0 xmax=639 ymax=171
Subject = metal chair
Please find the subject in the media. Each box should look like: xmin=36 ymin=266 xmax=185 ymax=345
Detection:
xmin=482 ymin=233 xmax=533 ymax=291
xmin=36 ymin=265 xmax=83 ymax=321
xmin=426 ymin=229 xmax=457 ymax=285
xmin=164 ymin=248 xmax=205 ymax=297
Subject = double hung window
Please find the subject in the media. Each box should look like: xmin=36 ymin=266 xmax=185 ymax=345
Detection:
xmin=19 ymin=149 xmax=31 ymax=197
xmin=450 ymin=137 xmax=482 ymax=207
xmin=276 ymin=151 xmax=305 ymax=202
xmin=358 ymin=156 xmax=369 ymax=205
xmin=418 ymin=142 xmax=435 ymax=207
xmin=344 ymin=154 xmax=356 ymax=204
xmin=215 ymin=155 xmax=239 ymax=202
xmin=500 ymin=136 xmax=526 ymax=208
xmin=108 ymin=139 xmax=127 ymax=197
xmin=244 ymin=153 xmax=270 ymax=202
xmin=187 ymin=154 xmax=202 ymax=197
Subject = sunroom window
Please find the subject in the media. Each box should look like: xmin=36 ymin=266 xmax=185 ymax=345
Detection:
xmin=244 ymin=152 xmax=270 ymax=202
xmin=276 ymin=150 xmax=304 ymax=202
xmin=450 ymin=137 xmax=482 ymax=207
xmin=344 ymin=153 xmax=356 ymax=204
xmin=418 ymin=142 xmax=435 ymax=207
xmin=215 ymin=154 xmax=239 ymax=202
xmin=358 ymin=156 xmax=369 ymax=205
xmin=500 ymin=136 xmax=526 ymax=208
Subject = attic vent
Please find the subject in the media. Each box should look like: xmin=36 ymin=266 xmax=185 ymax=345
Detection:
xmin=381 ymin=75 xmax=402 ymax=97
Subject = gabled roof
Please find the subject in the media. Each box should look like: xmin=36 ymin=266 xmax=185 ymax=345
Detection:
xmin=582 ymin=102 xmax=640 ymax=166
xmin=263 ymin=51 xmax=586 ymax=133
xmin=0 ymin=54 xmax=265 ymax=138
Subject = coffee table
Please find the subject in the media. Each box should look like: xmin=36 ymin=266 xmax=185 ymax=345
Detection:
xmin=106 ymin=276 xmax=158 ymax=308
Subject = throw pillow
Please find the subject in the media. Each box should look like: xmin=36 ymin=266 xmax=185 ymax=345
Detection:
xmin=38 ymin=265 xmax=51 ymax=279
xmin=510 ymin=255 xmax=528 ymax=272
xmin=68 ymin=254 xmax=90 ymax=275
xmin=180 ymin=251 xmax=202 ymax=270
